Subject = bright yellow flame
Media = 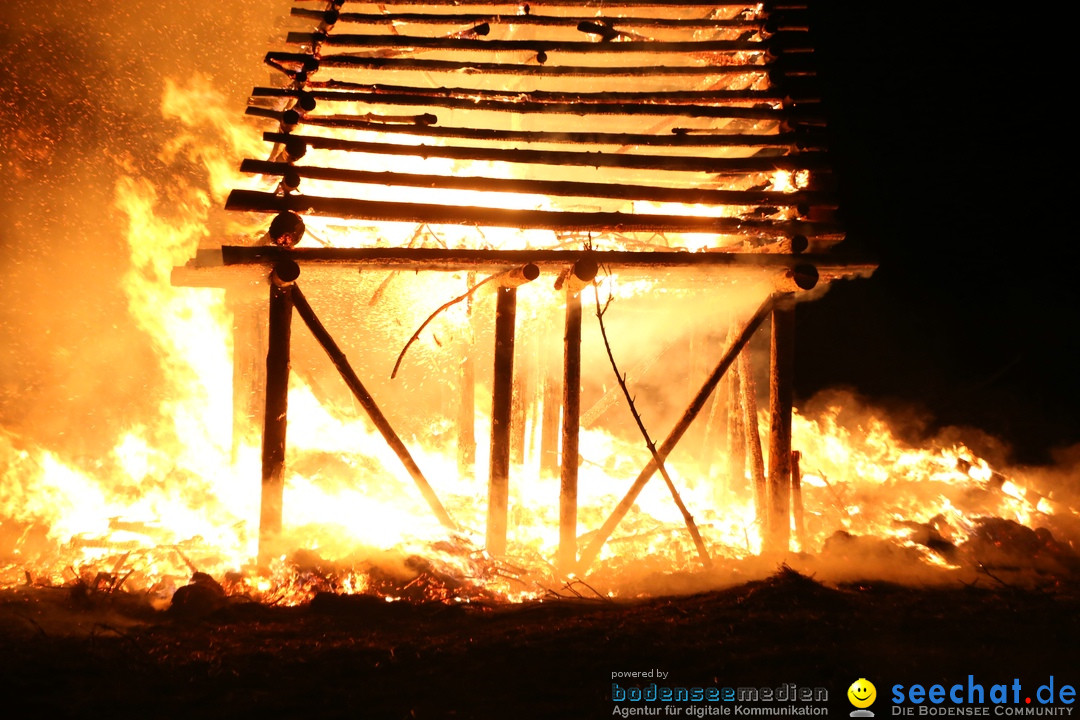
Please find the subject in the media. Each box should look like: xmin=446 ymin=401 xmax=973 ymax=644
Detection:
xmin=1 ymin=74 xmax=1075 ymax=608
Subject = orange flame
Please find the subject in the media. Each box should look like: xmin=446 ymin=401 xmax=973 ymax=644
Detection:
xmin=1 ymin=76 xmax=1076 ymax=607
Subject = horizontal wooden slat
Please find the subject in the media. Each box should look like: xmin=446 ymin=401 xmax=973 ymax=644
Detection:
xmin=262 ymin=132 xmax=827 ymax=174
xmin=287 ymin=32 xmax=779 ymax=53
xmin=299 ymin=81 xmax=808 ymax=105
xmin=215 ymin=247 xmax=860 ymax=277
xmin=252 ymin=87 xmax=811 ymax=120
xmin=290 ymin=8 xmax=774 ymax=29
xmin=219 ymin=0 xmax=845 ymax=255
xmin=265 ymin=51 xmax=789 ymax=77
xmin=293 ymin=0 xmax=771 ymax=7
xmin=175 ymin=247 xmax=869 ymax=290
xmin=239 ymin=159 xmax=836 ymax=209
xmin=226 ymin=189 xmax=830 ymax=237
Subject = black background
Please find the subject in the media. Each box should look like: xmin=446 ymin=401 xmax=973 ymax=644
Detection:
xmin=800 ymin=4 xmax=1076 ymax=463
xmin=0 ymin=5 xmax=1077 ymax=717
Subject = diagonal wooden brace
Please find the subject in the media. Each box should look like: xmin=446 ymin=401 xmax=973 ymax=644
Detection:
xmin=290 ymin=284 xmax=457 ymax=531
xmin=575 ymin=296 xmax=775 ymax=575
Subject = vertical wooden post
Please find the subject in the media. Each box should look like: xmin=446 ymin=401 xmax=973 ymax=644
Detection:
xmin=791 ymin=449 xmax=806 ymax=551
xmin=457 ymin=272 xmax=476 ymax=479
xmin=558 ymin=287 xmax=583 ymax=571
xmin=259 ymin=262 xmax=298 ymax=564
xmin=766 ymin=294 xmax=795 ymax=553
xmin=726 ymin=361 xmax=745 ymax=492
xmin=540 ymin=314 xmax=562 ymax=477
xmin=739 ymin=347 xmax=769 ymax=535
xmin=486 ymin=286 xmax=517 ymax=556
xmin=511 ymin=320 xmax=531 ymax=465
xmin=700 ymin=367 xmax=727 ymax=479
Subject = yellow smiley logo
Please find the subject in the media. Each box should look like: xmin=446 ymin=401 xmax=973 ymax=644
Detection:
xmin=848 ymin=679 xmax=877 ymax=709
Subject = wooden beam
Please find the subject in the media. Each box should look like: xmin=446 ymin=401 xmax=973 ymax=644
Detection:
xmin=290 ymin=8 xmax=773 ymax=29
xmin=510 ymin=335 xmax=530 ymax=466
xmin=207 ymin=247 xmax=874 ymax=283
xmin=258 ymin=132 xmax=829 ymax=175
xmin=726 ymin=351 xmax=745 ymax=494
xmin=259 ymin=266 xmax=296 ymax=564
xmin=540 ymin=312 xmax=562 ymax=479
xmin=766 ymin=294 xmax=795 ymax=553
xmin=245 ymin=111 xmax=828 ymax=149
xmin=558 ymin=287 xmax=582 ymax=572
xmin=487 ymin=286 xmax=517 ymax=556
xmin=266 ymin=51 xmax=785 ymax=77
xmin=288 ymin=32 xmax=777 ymax=54
xmin=294 ymin=0 xmax=773 ymax=6
xmin=239 ymin=160 xmax=835 ymax=209
xmin=293 ymin=80 xmax=822 ymax=107
xmin=225 ymin=190 xmax=834 ymax=238
xmin=204 ymin=247 xmax=874 ymax=285
xmin=575 ymin=295 xmax=774 ymax=574
xmin=556 ymin=260 xmax=596 ymax=572
xmin=253 ymin=86 xmax=817 ymax=119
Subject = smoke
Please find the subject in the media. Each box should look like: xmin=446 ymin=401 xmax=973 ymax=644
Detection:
xmin=0 ymin=0 xmax=288 ymax=455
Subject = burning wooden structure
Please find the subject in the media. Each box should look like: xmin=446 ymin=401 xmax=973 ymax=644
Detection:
xmin=173 ymin=0 xmax=872 ymax=573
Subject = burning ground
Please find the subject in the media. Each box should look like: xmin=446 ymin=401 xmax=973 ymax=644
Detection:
xmin=2 ymin=0 xmax=1078 ymax=606
xmin=3 ymin=568 xmax=1080 ymax=718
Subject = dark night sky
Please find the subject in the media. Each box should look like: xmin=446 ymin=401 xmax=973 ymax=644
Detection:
xmin=797 ymin=4 xmax=1077 ymax=463
xmin=0 ymin=2 xmax=1075 ymax=465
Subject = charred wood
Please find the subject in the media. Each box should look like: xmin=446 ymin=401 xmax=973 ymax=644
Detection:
xmin=226 ymin=190 xmax=835 ymax=238
xmin=290 ymin=8 xmax=773 ymax=29
xmin=558 ymin=285 xmax=583 ymax=572
xmin=265 ymin=51 xmax=784 ymax=77
xmin=766 ymin=295 xmax=795 ymax=553
xmin=258 ymin=132 xmax=831 ymax=175
xmin=487 ymin=287 xmax=518 ymax=556
xmin=241 ymin=113 xmax=829 ymax=150
xmin=260 ymin=267 xmax=295 ymax=563
xmin=288 ymin=32 xmax=773 ymax=54
xmin=239 ymin=160 xmax=834 ymax=209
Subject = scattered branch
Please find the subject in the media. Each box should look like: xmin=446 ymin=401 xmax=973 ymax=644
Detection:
xmin=21 ymin=615 xmax=48 ymax=638
xmin=590 ymin=271 xmax=712 ymax=569
xmin=543 ymin=578 xmax=612 ymax=602
xmin=976 ymin=562 xmax=1018 ymax=590
xmin=568 ymin=577 xmax=609 ymax=600
xmin=391 ymin=268 xmax=508 ymax=378
xmin=814 ymin=471 xmax=852 ymax=520
xmin=114 ymin=568 xmax=136 ymax=593
xmin=367 ymin=270 xmax=398 ymax=307
xmin=172 ymin=547 xmax=200 ymax=575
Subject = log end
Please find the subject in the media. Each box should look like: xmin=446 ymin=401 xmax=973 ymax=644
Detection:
xmin=269 ymin=211 xmax=306 ymax=248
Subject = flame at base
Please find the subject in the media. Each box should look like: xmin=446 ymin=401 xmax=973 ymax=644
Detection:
xmin=1 ymin=79 xmax=1078 ymax=607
